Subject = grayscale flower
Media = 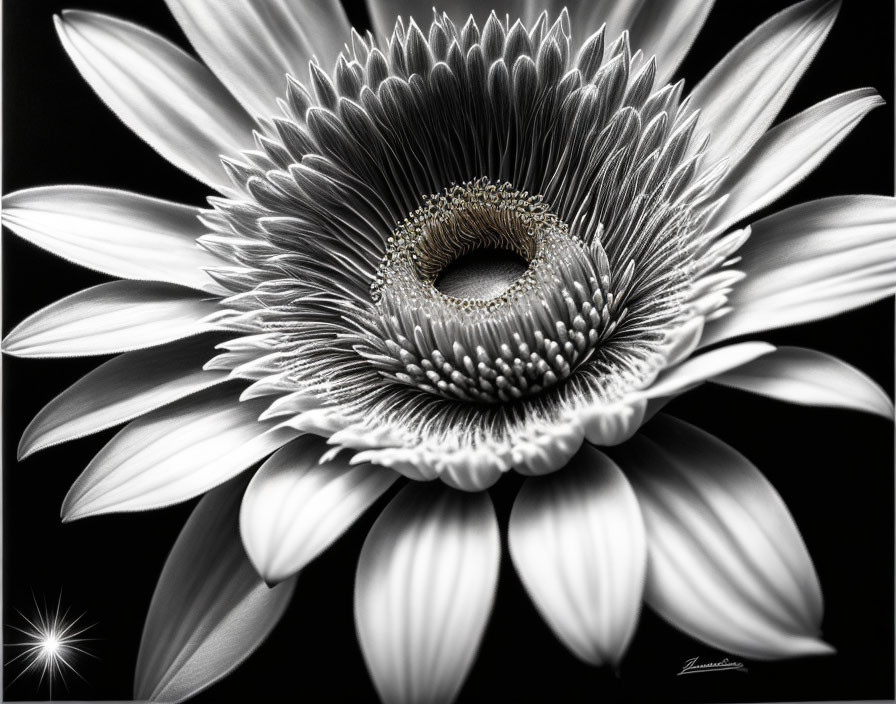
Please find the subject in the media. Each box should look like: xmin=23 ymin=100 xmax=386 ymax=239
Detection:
xmin=3 ymin=0 xmax=894 ymax=701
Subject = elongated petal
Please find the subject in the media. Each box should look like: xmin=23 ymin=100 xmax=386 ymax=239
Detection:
xmin=701 ymin=196 xmax=896 ymax=346
xmin=55 ymin=11 xmax=256 ymax=192
xmin=709 ymin=89 xmax=883 ymax=233
xmin=135 ymin=476 xmax=297 ymax=703
xmin=355 ymin=483 xmax=499 ymax=704
xmin=61 ymin=385 xmax=299 ymax=521
xmin=240 ymin=436 xmax=398 ymax=584
xmin=508 ymin=445 xmax=647 ymax=665
xmin=691 ymin=0 xmax=840 ymax=166
xmin=166 ymin=0 xmax=350 ymax=118
xmin=625 ymin=1 xmax=715 ymax=84
xmin=2 ymin=186 xmax=225 ymax=293
xmin=712 ymin=346 xmax=894 ymax=418
xmin=3 ymin=281 xmax=221 ymax=359
xmin=641 ymin=342 xmax=775 ymax=399
xmin=5 ymin=284 xmax=222 ymax=359
xmin=19 ymin=334 xmax=229 ymax=460
xmin=615 ymin=415 xmax=831 ymax=659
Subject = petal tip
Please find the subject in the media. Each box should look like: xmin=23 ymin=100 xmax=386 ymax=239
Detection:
xmin=16 ymin=438 xmax=35 ymax=462
xmin=60 ymin=486 xmax=91 ymax=523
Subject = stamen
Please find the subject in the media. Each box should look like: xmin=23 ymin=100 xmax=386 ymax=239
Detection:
xmin=360 ymin=179 xmax=624 ymax=403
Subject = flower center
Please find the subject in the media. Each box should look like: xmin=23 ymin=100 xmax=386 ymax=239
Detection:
xmin=357 ymin=179 xmax=622 ymax=404
xmin=434 ymin=247 xmax=530 ymax=300
xmin=371 ymin=180 xmax=551 ymax=309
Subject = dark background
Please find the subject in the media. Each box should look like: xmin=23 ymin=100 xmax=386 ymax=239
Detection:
xmin=3 ymin=1 xmax=894 ymax=702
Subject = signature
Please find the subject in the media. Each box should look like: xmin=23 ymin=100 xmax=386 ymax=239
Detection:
xmin=676 ymin=656 xmax=748 ymax=676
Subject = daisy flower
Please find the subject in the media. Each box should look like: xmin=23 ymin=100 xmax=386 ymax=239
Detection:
xmin=3 ymin=0 xmax=894 ymax=702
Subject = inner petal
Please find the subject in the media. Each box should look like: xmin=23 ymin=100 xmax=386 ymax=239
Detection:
xmin=434 ymin=247 xmax=530 ymax=300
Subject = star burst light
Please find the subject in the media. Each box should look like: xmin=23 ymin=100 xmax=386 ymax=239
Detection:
xmin=5 ymin=593 xmax=96 ymax=698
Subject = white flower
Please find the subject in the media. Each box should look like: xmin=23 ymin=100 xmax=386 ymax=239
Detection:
xmin=3 ymin=0 xmax=894 ymax=702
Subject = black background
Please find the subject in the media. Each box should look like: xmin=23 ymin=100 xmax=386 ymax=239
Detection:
xmin=3 ymin=1 xmax=894 ymax=702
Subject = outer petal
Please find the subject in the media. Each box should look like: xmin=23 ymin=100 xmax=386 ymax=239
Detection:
xmin=622 ymin=1 xmax=716 ymax=84
xmin=18 ymin=334 xmax=229 ymax=460
xmin=508 ymin=445 xmax=647 ymax=665
xmin=61 ymin=384 xmax=299 ymax=521
xmin=355 ymin=483 xmax=500 ymax=704
xmin=55 ymin=11 xmax=256 ymax=192
xmin=615 ymin=415 xmax=832 ymax=659
xmin=712 ymin=346 xmax=894 ymax=419
xmin=2 ymin=281 xmax=222 ymax=358
xmin=708 ymin=88 xmax=883 ymax=234
xmin=134 ymin=476 xmax=297 ymax=703
xmin=691 ymin=0 xmax=840 ymax=166
xmin=1 ymin=186 xmax=226 ymax=294
xmin=701 ymin=196 xmax=896 ymax=346
xmin=240 ymin=436 xmax=398 ymax=584
xmin=165 ymin=0 xmax=351 ymax=118
xmin=640 ymin=342 xmax=775 ymax=399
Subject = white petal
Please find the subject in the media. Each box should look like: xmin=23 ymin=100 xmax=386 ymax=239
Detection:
xmin=662 ymin=316 xmax=705 ymax=367
xmin=615 ymin=415 xmax=832 ymax=659
xmin=135 ymin=476 xmax=296 ymax=703
xmin=690 ymin=0 xmax=840 ymax=166
xmin=366 ymin=1 xmax=526 ymax=43
xmin=701 ymin=196 xmax=896 ymax=346
xmin=55 ymin=11 xmax=256 ymax=192
xmin=166 ymin=0 xmax=351 ymax=118
xmin=240 ymin=436 xmax=398 ymax=584
xmin=641 ymin=342 xmax=776 ymax=399
xmin=2 ymin=186 xmax=226 ymax=293
xmin=712 ymin=346 xmax=894 ymax=418
xmin=355 ymin=483 xmax=499 ymax=704
xmin=508 ymin=446 xmax=647 ymax=665
xmin=19 ymin=334 xmax=229 ymax=460
xmin=708 ymin=89 xmax=883 ymax=233
xmin=367 ymin=0 xmax=710 ymax=80
xmin=624 ymin=1 xmax=715 ymax=84
xmin=3 ymin=281 xmax=222 ymax=359
xmin=61 ymin=385 xmax=299 ymax=521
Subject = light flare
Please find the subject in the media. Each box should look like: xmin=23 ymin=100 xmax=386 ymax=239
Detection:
xmin=5 ymin=593 xmax=96 ymax=699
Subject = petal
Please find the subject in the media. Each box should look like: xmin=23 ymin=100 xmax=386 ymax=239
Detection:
xmin=355 ymin=483 xmax=500 ymax=704
xmin=712 ymin=346 xmax=894 ymax=419
xmin=2 ymin=186 xmax=226 ymax=293
xmin=690 ymin=0 xmax=840 ymax=167
xmin=641 ymin=342 xmax=776 ymax=399
xmin=18 ymin=334 xmax=229 ymax=460
xmin=2 ymin=281 xmax=221 ymax=358
xmin=614 ymin=415 xmax=832 ymax=659
xmin=240 ymin=436 xmax=398 ymax=584
xmin=701 ymin=196 xmax=896 ymax=346
xmin=61 ymin=384 xmax=299 ymax=521
xmin=623 ymin=1 xmax=716 ymax=85
xmin=708 ymin=89 xmax=883 ymax=233
xmin=55 ymin=11 xmax=256 ymax=192
xmin=134 ymin=476 xmax=297 ymax=703
xmin=508 ymin=445 xmax=647 ymax=665
xmin=367 ymin=0 xmax=712 ymax=80
xmin=166 ymin=0 xmax=351 ymax=118
xmin=366 ymin=1 xmax=527 ymax=43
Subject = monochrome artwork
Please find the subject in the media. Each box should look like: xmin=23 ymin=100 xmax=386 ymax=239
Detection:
xmin=3 ymin=1 xmax=893 ymax=702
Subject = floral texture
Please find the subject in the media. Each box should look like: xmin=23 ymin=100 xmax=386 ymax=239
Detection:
xmin=3 ymin=0 xmax=894 ymax=702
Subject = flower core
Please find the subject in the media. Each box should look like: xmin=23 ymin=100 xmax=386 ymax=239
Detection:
xmin=367 ymin=179 xmax=620 ymax=404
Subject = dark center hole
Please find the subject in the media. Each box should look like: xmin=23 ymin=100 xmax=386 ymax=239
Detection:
xmin=434 ymin=247 xmax=529 ymax=300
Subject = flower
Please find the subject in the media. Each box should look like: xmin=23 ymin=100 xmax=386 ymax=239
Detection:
xmin=3 ymin=0 xmax=894 ymax=702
